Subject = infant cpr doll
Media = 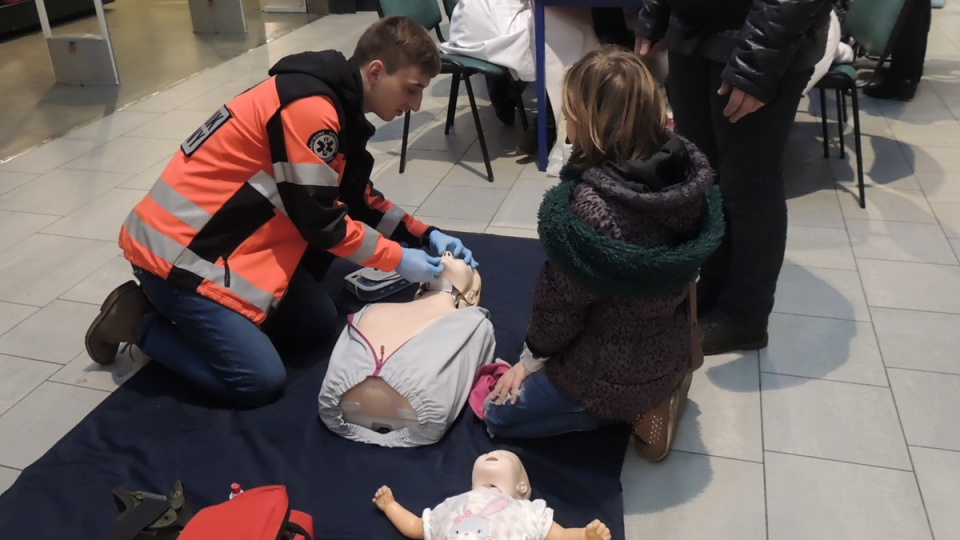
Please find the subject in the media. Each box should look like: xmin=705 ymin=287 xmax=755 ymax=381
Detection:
xmin=373 ymin=450 xmax=611 ymax=540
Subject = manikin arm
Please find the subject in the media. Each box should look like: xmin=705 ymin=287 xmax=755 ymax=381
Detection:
xmin=545 ymin=519 xmax=612 ymax=540
xmin=373 ymin=486 xmax=426 ymax=539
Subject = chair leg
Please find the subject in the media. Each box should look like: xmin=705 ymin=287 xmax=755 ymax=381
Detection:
xmin=819 ymin=87 xmax=829 ymax=158
xmin=399 ymin=110 xmax=410 ymax=174
xmin=462 ymin=75 xmax=495 ymax=182
xmin=841 ymin=91 xmax=848 ymax=124
xmin=445 ymin=73 xmax=460 ymax=135
xmin=515 ymin=80 xmax=529 ymax=132
xmin=851 ymin=89 xmax=866 ymax=208
xmin=835 ymin=89 xmax=845 ymax=159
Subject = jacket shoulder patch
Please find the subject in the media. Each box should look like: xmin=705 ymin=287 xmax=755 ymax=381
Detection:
xmin=308 ymin=130 xmax=339 ymax=163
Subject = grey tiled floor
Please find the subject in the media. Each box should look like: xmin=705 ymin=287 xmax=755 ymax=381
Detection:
xmin=2 ymin=6 xmax=960 ymax=539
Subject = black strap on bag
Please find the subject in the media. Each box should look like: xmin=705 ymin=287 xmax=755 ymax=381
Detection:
xmin=282 ymin=522 xmax=313 ymax=540
xmin=108 ymin=480 xmax=193 ymax=540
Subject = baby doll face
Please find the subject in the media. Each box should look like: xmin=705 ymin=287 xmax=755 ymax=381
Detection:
xmin=471 ymin=450 xmax=530 ymax=499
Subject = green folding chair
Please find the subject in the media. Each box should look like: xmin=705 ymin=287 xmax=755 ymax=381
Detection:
xmin=814 ymin=0 xmax=911 ymax=208
xmin=378 ymin=0 xmax=528 ymax=183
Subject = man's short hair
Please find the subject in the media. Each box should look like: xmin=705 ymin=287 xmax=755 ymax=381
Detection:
xmin=353 ymin=16 xmax=441 ymax=78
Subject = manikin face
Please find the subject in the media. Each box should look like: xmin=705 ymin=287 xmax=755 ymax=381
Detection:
xmin=364 ymin=60 xmax=431 ymax=121
xmin=471 ymin=450 xmax=530 ymax=499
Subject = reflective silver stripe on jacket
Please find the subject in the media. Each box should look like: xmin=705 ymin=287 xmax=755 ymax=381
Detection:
xmin=148 ymin=178 xmax=211 ymax=231
xmin=376 ymin=205 xmax=405 ymax=238
xmin=124 ymin=213 xmax=281 ymax=314
xmin=274 ymin=161 xmax=340 ymax=187
xmin=343 ymin=224 xmax=381 ymax=266
xmin=248 ymin=170 xmax=287 ymax=216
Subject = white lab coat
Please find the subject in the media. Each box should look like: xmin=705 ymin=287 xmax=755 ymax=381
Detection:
xmin=440 ymin=0 xmax=599 ymax=175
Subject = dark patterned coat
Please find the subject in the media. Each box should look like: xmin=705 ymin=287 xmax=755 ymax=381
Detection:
xmin=530 ymin=136 xmax=717 ymax=422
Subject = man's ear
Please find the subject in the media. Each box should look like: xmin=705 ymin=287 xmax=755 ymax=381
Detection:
xmin=366 ymin=59 xmax=385 ymax=84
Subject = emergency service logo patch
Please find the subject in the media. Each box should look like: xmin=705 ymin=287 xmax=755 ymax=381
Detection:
xmin=308 ymin=130 xmax=338 ymax=163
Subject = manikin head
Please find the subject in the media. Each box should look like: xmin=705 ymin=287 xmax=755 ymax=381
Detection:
xmin=471 ymin=450 xmax=531 ymax=500
xmin=353 ymin=16 xmax=441 ymax=122
xmin=416 ymin=252 xmax=482 ymax=308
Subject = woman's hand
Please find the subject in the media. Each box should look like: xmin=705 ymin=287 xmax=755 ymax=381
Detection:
xmin=490 ymin=363 xmax=534 ymax=405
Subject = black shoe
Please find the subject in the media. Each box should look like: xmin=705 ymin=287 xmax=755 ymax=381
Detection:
xmin=85 ymin=281 xmax=152 ymax=364
xmin=699 ymin=313 xmax=768 ymax=356
xmin=863 ymin=78 xmax=917 ymax=101
xmin=517 ymin=121 xmax=557 ymax=156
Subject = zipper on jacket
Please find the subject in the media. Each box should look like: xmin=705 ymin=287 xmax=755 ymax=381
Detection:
xmin=223 ymin=254 xmax=231 ymax=288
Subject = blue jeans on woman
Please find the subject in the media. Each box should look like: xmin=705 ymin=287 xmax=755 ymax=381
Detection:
xmin=134 ymin=265 xmax=338 ymax=407
xmin=483 ymin=370 xmax=615 ymax=438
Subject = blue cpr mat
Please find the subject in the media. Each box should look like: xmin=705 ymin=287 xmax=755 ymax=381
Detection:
xmin=0 ymin=232 xmax=630 ymax=539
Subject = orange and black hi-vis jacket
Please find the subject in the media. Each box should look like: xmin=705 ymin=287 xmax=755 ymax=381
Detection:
xmin=119 ymin=51 xmax=434 ymax=324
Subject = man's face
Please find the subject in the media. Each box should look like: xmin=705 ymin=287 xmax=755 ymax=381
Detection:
xmin=367 ymin=61 xmax=431 ymax=121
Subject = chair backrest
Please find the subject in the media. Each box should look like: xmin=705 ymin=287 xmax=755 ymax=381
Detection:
xmin=843 ymin=0 xmax=909 ymax=59
xmin=378 ymin=0 xmax=444 ymax=34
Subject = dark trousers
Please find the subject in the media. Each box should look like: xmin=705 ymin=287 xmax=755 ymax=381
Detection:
xmin=667 ymin=53 xmax=812 ymax=333
xmin=887 ymin=0 xmax=932 ymax=82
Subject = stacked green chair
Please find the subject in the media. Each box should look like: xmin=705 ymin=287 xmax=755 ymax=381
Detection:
xmin=378 ymin=0 xmax=528 ymax=183
xmin=814 ymin=0 xmax=910 ymax=208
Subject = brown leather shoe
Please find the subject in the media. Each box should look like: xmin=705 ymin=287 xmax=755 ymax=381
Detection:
xmin=85 ymin=281 xmax=151 ymax=364
xmin=632 ymin=372 xmax=693 ymax=462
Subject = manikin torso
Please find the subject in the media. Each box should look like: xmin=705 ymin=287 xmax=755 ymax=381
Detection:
xmin=339 ymin=254 xmax=478 ymax=433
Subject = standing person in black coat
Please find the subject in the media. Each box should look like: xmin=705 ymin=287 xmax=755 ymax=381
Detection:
xmin=635 ymin=0 xmax=833 ymax=355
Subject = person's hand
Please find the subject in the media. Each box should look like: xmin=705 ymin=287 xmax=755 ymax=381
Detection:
xmin=373 ymin=486 xmax=395 ymax=511
xmin=428 ymin=230 xmax=477 ymax=267
xmin=585 ymin=519 xmax=612 ymax=540
xmin=634 ymin=36 xmax=654 ymax=58
xmin=396 ymin=248 xmax=444 ymax=283
xmin=718 ymin=81 xmax=765 ymax=123
xmin=490 ymin=362 xmax=534 ymax=405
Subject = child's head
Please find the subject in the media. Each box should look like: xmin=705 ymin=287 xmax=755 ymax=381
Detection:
xmin=562 ymin=45 xmax=669 ymax=172
xmin=353 ymin=16 xmax=442 ymax=121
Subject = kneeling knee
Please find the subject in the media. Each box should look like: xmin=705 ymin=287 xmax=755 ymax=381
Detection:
xmin=231 ymin=368 xmax=287 ymax=408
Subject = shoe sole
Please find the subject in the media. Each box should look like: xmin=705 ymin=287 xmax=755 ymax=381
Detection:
xmin=84 ymin=281 xmax=139 ymax=365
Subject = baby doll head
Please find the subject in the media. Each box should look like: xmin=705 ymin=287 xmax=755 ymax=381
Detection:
xmin=561 ymin=44 xmax=669 ymax=172
xmin=416 ymin=252 xmax=481 ymax=308
xmin=471 ymin=450 xmax=531 ymax=500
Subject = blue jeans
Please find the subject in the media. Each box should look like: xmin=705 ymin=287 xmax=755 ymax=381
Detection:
xmin=483 ymin=370 xmax=614 ymax=438
xmin=133 ymin=265 xmax=338 ymax=407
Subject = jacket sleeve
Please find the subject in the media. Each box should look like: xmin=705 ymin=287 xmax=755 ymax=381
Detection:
xmin=722 ymin=0 xmax=832 ymax=103
xmin=524 ymin=260 xmax=599 ymax=358
xmin=274 ymin=95 xmax=404 ymax=272
xmin=635 ymin=0 xmax=671 ymax=43
xmin=337 ymin=148 xmax=434 ymax=249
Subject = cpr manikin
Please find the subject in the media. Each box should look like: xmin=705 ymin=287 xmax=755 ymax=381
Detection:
xmin=373 ymin=450 xmax=612 ymax=540
xmin=318 ymin=253 xmax=494 ymax=447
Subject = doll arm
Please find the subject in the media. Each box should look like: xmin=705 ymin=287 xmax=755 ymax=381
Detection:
xmin=373 ymin=486 xmax=426 ymax=539
xmin=545 ymin=519 xmax=612 ymax=540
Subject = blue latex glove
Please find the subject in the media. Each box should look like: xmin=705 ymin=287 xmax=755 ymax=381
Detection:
xmin=395 ymin=248 xmax=444 ymax=283
xmin=428 ymin=230 xmax=477 ymax=267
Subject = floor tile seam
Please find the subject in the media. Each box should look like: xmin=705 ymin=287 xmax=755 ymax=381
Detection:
xmin=658 ymin=448 xmax=764 ymax=466
xmin=885 ymin=366 xmax=960 ymax=379
xmin=758 ymin=344 xmax=770 ymax=540
xmin=0 ymin=352 xmax=64 ymax=368
xmin=0 ymin=379 xmax=108 ymax=426
xmin=908 ymin=443 xmax=960 ymax=455
xmin=762 ymin=449 xmax=915 ymax=473
xmin=758 ymin=370 xmax=890 ymax=390
xmin=849 ymin=254 xmax=960 ymax=267
xmin=0 ymin=464 xmax=20 ymax=473
xmin=768 ymin=309 xmax=869 ymax=324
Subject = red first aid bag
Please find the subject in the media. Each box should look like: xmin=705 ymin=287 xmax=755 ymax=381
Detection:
xmin=178 ymin=485 xmax=313 ymax=540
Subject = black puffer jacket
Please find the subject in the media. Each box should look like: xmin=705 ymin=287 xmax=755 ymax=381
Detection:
xmin=637 ymin=0 xmax=833 ymax=103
